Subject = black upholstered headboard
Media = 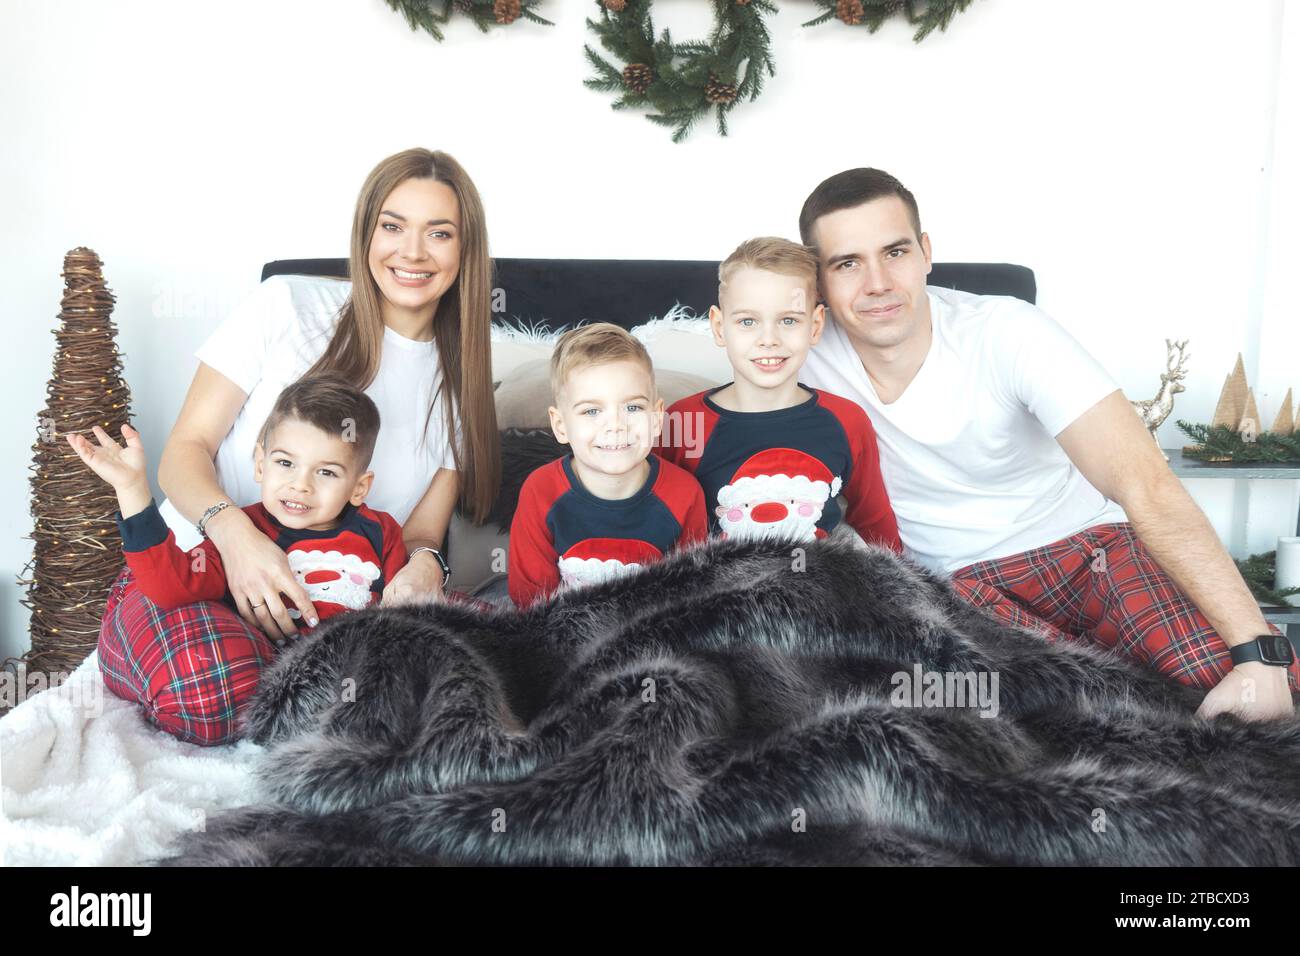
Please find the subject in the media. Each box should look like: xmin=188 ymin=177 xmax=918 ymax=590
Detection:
xmin=261 ymin=258 xmax=1037 ymax=334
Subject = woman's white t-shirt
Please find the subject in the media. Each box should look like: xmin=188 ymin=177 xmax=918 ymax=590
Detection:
xmin=158 ymin=275 xmax=460 ymax=553
xmin=799 ymin=286 xmax=1127 ymax=578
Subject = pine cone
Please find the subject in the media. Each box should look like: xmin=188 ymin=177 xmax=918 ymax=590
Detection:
xmin=604 ymin=0 xmax=627 ymax=11
xmin=836 ymin=0 xmax=865 ymax=25
xmin=623 ymin=63 xmax=654 ymax=94
xmin=704 ymin=73 xmax=738 ymax=105
xmin=494 ymin=0 xmax=520 ymax=24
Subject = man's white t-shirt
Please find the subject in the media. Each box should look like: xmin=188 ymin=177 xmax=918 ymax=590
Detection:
xmin=799 ymin=286 xmax=1127 ymax=577
xmin=158 ymin=275 xmax=460 ymax=553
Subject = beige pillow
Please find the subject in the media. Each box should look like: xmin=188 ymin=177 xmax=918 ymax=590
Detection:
xmin=496 ymin=358 xmax=718 ymax=431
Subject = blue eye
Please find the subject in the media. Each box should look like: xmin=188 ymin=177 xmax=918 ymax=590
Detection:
xmin=626 ymin=404 xmax=644 ymax=413
xmin=582 ymin=408 xmax=600 ymax=417
xmin=739 ymin=317 xmax=754 ymax=326
xmin=782 ymin=317 xmax=797 ymax=325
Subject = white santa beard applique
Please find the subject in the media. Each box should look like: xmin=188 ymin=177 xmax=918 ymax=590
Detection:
xmin=285 ymin=549 xmax=382 ymax=618
xmin=715 ymin=472 xmax=843 ymax=543
xmin=556 ymin=556 xmax=645 ymax=591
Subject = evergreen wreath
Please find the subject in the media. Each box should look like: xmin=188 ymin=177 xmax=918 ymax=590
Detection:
xmin=804 ymin=0 xmax=977 ymax=41
xmin=385 ymin=0 xmax=552 ymax=42
xmin=584 ymin=0 xmax=778 ymax=143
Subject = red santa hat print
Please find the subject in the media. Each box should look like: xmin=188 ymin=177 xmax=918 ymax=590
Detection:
xmin=716 ymin=448 xmax=843 ymax=511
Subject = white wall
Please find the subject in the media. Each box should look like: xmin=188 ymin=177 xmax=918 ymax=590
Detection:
xmin=2 ymin=0 xmax=1296 ymax=659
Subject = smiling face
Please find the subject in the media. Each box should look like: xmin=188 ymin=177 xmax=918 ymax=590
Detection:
xmin=810 ymin=196 xmax=933 ymax=353
xmin=710 ymin=266 xmax=825 ymax=394
xmin=366 ymin=177 xmax=462 ymax=336
xmin=548 ymin=360 xmax=664 ymax=486
xmin=253 ymin=418 xmax=375 ymax=531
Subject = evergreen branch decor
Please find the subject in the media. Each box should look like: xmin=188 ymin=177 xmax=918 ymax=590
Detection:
xmin=385 ymin=0 xmax=552 ymax=42
xmin=1235 ymin=551 xmax=1300 ymax=607
xmin=382 ymin=0 xmax=982 ymax=140
xmin=804 ymin=0 xmax=977 ymax=42
xmin=1177 ymin=421 xmax=1300 ymax=464
xmin=585 ymin=0 xmax=778 ymax=144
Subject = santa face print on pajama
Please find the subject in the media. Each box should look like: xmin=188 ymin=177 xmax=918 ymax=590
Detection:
xmin=714 ymin=445 xmax=844 ymax=541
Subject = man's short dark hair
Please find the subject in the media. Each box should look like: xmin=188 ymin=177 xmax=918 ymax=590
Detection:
xmin=257 ymin=372 xmax=382 ymax=472
xmin=798 ymin=168 xmax=923 ymax=250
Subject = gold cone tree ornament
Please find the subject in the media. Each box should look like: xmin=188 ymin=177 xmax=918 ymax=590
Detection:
xmin=1272 ymin=388 xmax=1295 ymax=437
xmin=11 ymin=248 xmax=133 ymax=678
xmin=1210 ymin=353 xmax=1249 ymax=429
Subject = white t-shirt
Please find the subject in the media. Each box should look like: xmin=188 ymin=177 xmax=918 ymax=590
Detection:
xmin=158 ymin=275 xmax=460 ymax=553
xmin=799 ymin=286 xmax=1127 ymax=577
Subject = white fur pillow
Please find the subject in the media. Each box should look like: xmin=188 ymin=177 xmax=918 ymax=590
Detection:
xmin=491 ymin=308 xmax=729 ymax=385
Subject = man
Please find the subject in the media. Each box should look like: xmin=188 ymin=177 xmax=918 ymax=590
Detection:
xmin=797 ymin=167 xmax=1297 ymax=721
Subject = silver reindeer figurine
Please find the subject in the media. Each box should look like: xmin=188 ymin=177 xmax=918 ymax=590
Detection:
xmin=1131 ymin=339 xmax=1190 ymax=461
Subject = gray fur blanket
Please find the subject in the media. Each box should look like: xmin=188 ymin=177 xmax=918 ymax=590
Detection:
xmin=162 ymin=532 xmax=1300 ymax=866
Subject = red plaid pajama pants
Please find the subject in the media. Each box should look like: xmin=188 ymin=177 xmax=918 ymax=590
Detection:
xmin=97 ymin=563 xmax=496 ymax=747
xmin=948 ymin=522 xmax=1299 ymax=694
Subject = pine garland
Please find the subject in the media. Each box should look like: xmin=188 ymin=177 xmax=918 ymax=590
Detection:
xmin=584 ymin=0 xmax=778 ymax=143
xmin=804 ymin=0 xmax=978 ymax=42
xmin=1235 ymin=551 xmax=1300 ymax=607
xmin=1176 ymin=421 xmax=1300 ymax=464
xmin=385 ymin=0 xmax=552 ymax=42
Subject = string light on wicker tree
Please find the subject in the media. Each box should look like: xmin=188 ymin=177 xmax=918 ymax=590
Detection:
xmin=584 ymin=0 xmax=778 ymax=143
xmin=8 ymin=248 xmax=134 ymax=680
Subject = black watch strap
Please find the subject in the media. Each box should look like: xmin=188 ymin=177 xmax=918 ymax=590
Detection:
xmin=410 ymin=546 xmax=451 ymax=590
xmin=1229 ymin=635 xmax=1295 ymax=667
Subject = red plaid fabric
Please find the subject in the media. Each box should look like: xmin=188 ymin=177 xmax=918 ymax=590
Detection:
xmin=98 ymin=564 xmax=498 ymax=746
xmin=98 ymin=564 xmax=278 ymax=746
xmin=949 ymin=522 xmax=1299 ymax=694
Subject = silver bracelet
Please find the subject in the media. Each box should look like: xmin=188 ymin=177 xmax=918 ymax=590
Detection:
xmin=410 ymin=546 xmax=451 ymax=590
xmin=196 ymin=500 xmax=231 ymax=539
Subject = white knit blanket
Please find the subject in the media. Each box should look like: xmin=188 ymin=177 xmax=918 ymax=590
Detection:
xmin=0 ymin=652 xmax=263 ymax=866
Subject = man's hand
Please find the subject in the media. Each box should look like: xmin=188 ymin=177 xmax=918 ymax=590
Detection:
xmin=1197 ymin=661 xmax=1295 ymax=721
xmin=382 ymin=549 xmax=447 ymax=607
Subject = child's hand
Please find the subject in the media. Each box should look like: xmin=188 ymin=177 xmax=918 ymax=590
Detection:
xmin=67 ymin=423 xmax=149 ymax=492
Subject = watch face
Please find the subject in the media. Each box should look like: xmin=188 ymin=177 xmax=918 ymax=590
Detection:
xmin=1261 ymin=636 xmax=1295 ymax=666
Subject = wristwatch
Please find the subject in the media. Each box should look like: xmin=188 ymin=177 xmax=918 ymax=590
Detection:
xmin=1229 ymin=634 xmax=1296 ymax=667
xmin=410 ymin=546 xmax=451 ymax=591
xmin=197 ymin=500 xmax=231 ymax=539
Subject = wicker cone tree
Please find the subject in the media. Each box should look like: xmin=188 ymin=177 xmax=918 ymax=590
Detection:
xmin=11 ymin=248 xmax=133 ymax=678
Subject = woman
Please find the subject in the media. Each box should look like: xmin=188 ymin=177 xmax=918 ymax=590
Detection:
xmin=98 ymin=148 xmax=500 ymax=745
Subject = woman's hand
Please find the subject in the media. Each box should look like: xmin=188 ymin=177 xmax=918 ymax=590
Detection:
xmin=68 ymin=424 xmax=149 ymax=493
xmin=205 ymin=507 xmax=320 ymax=643
xmin=382 ymin=550 xmax=447 ymax=607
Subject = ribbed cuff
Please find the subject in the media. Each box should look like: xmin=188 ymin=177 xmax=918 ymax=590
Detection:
xmin=115 ymin=497 xmax=170 ymax=552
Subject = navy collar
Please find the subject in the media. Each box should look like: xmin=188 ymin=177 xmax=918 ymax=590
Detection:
xmin=265 ymin=500 xmax=359 ymax=541
xmin=561 ymin=453 xmax=660 ymax=510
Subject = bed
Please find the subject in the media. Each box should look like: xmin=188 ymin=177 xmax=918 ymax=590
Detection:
xmin=27 ymin=260 xmax=1258 ymax=868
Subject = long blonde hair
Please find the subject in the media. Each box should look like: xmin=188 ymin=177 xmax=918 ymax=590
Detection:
xmin=303 ymin=148 xmax=500 ymax=523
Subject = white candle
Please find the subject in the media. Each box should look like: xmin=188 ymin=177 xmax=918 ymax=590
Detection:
xmin=1277 ymin=537 xmax=1300 ymax=607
